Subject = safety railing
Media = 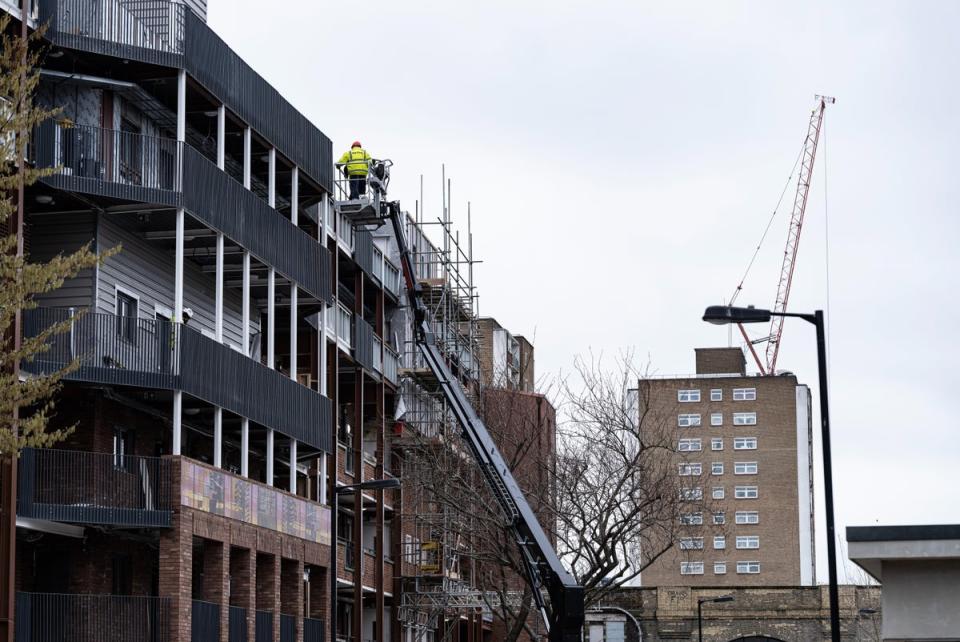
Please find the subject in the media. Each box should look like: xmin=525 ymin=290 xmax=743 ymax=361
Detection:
xmin=279 ymin=614 xmax=296 ymax=642
xmin=384 ymin=344 xmax=399 ymax=385
xmin=372 ymin=335 xmax=383 ymax=374
xmin=21 ymin=307 xmax=180 ymax=389
xmin=15 ymin=592 xmax=171 ymax=642
xmin=353 ymin=316 xmax=375 ymax=372
xmin=228 ymin=606 xmax=248 ymax=642
xmin=335 ymin=302 xmax=352 ymax=350
xmin=383 ymin=258 xmax=401 ymax=297
xmin=254 ymin=611 xmax=272 ymax=642
xmin=33 ymin=121 xmax=181 ymax=197
xmin=17 ymin=447 xmax=173 ymax=527
xmin=336 ymin=207 xmax=354 ymax=251
xmin=43 ymin=0 xmax=186 ymax=55
xmin=192 ymin=600 xmax=221 ymax=642
xmin=303 ymin=617 xmax=325 ymax=642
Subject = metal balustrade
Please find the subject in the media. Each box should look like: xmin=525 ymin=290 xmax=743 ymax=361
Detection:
xmin=44 ymin=0 xmax=185 ymax=55
xmin=228 ymin=606 xmax=248 ymax=642
xmin=384 ymin=344 xmax=399 ymax=385
xmin=15 ymin=592 xmax=171 ymax=642
xmin=22 ymin=308 xmax=332 ymax=452
xmin=335 ymin=303 xmax=353 ymax=350
xmin=353 ymin=316 xmax=375 ymax=372
xmin=17 ymin=447 xmax=172 ymax=527
xmin=279 ymin=615 xmax=296 ymax=642
xmin=191 ymin=600 xmax=221 ymax=642
xmin=254 ymin=611 xmax=272 ymax=642
xmin=303 ymin=617 xmax=325 ymax=642
xmin=372 ymin=335 xmax=383 ymax=374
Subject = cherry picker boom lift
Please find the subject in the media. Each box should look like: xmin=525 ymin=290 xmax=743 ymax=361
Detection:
xmin=337 ymin=161 xmax=585 ymax=642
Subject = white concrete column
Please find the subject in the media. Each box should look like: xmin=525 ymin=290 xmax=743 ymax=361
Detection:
xmin=215 ymin=232 xmax=224 ymax=342
xmin=319 ymin=454 xmax=328 ymax=505
xmin=268 ymin=147 xmax=276 ymax=208
xmin=289 ymin=438 xmax=297 ymax=494
xmin=267 ymin=268 xmax=275 ymax=369
xmin=172 ymin=390 xmax=182 ymax=456
xmin=290 ymin=166 xmax=299 ymax=225
xmin=266 ymin=429 xmax=275 ymax=487
xmin=213 ymin=407 xmax=223 ymax=468
xmin=240 ymin=418 xmax=249 ymax=478
xmin=242 ymin=251 xmax=251 ymax=356
xmin=320 ymin=305 xmax=328 ymax=396
xmin=216 ymin=105 xmax=225 ymax=170
xmin=242 ymin=127 xmax=251 ymax=189
xmin=289 ymin=285 xmax=298 ymax=380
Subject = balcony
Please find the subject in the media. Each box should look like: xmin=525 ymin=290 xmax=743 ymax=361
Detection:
xmin=31 ymin=121 xmax=333 ymax=305
xmin=228 ymin=606 xmax=247 ymax=642
xmin=22 ymin=308 xmax=332 ymax=452
xmin=333 ymin=302 xmax=352 ymax=351
xmin=17 ymin=447 xmax=172 ymax=528
xmin=192 ymin=600 xmax=220 ymax=642
xmin=372 ymin=245 xmax=402 ymax=299
xmin=38 ymin=0 xmax=333 ymax=192
xmin=15 ymin=592 xmax=171 ymax=642
xmin=255 ymin=611 xmax=272 ymax=642
xmin=353 ymin=317 xmax=376 ymax=373
xmin=384 ymin=344 xmax=399 ymax=386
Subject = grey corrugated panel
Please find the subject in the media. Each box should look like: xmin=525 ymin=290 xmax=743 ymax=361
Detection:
xmin=29 ymin=213 xmax=97 ymax=309
xmin=354 ymin=228 xmax=374 ymax=275
xmin=353 ymin=316 xmax=375 ymax=372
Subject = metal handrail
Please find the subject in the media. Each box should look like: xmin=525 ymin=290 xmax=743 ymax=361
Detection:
xmin=50 ymin=0 xmax=186 ymax=53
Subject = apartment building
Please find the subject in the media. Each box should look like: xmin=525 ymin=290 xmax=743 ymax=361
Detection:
xmin=637 ymin=348 xmax=815 ymax=587
xmin=476 ymin=317 xmax=534 ymax=393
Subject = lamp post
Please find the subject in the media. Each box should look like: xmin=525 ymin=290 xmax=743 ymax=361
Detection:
xmin=330 ymin=478 xmax=400 ymax=642
xmin=697 ymin=595 xmax=734 ymax=641
xmin=703 ymin=305 xmax=840 ymax=642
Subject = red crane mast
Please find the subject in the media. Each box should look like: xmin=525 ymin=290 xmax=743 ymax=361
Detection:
xmin=737 ymin=95 xmax=834 ymax=375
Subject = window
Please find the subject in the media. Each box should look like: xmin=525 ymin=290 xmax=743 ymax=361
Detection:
xmin=678 ymin=463 xmax=702 ymax=476
xmin=733 ymin=388 xmax=757 ymax=401
xmin=734 ymin=437 xmax=758 ymax=450
xmin=678 ymin=414 xmax=702 ymax=427
xmin=737 ymin=561 xmax=761 ymax=574
xmin=712 ymin=512 xmax=725 ymax=525
xmin=736 ymin=511 xmax=760 ymax=525
xmin=679 ymin=537 xmax=703 ymax=550
xmin=710 ymin=412 xmax=723 ymax=426
xmin=734 ymin=462 xmax=758 ymax=475
xmin=113 ymin=428 xmax=134 ymax=472
xmin=736 ymin=535 xmax=760 ymax=549
xmin=711 ymin=462 xmax=724 ymax=475
xmin=679 ymin=487 xmax=703 ymax=501
xmin=710 ymin=389 xmax=722 ymax=401
xmin=733 ymin=412 xmax=757 ymax=425
xmin=679 ymin=438 xmax=702 ymax=452
xmin=713 ymin=535 xmax=726 ymax=550
xmin=711 ymin=438 xmax=724 ymax=451
xmin=735 ymin=485 xmax=759 ymax=499
xmin=713 ymin=561 xmax=727 ymax=575
xmin=712 ymin=486 xmax=725 ymax=500
xmin=680 ymin=513 xmax=703 ymax=525
xmin=680 ymin=561 xmax=704 ymax=575
xmin=678 ymin=389 xmax=701 ymax=403
xmin=116 ymin=291 xmax=138 ymax=342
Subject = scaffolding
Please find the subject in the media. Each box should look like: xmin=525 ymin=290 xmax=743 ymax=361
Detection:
xmin=380 ymin=169 xmax=490 ymax=641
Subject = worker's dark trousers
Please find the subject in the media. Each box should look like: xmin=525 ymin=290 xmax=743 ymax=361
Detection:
xmin=349 ymin=175 xmax=367 ymax=199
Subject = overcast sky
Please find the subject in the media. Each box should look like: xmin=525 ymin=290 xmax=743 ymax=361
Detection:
xmin=209 ymin=0 xmax=960 ymax=583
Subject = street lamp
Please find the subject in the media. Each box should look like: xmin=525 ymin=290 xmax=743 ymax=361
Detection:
xmin=330 ymin=478 xmax=401 ymax=642
xmin=697 ymin=595 xmax=734 ymax=641
xmin=703 ymin=305 xmax=840 ymax=642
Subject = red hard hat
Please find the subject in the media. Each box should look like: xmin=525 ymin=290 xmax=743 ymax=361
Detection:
xmin=352 ymin=140 xmax=362 ymax=148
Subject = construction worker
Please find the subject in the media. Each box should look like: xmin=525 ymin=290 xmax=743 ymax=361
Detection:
xmin=337 ymin=141 xmax=372 ymax=200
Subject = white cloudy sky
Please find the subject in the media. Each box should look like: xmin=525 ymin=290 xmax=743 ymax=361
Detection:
xmin=209 ymin=0 xmax=960 ymax=582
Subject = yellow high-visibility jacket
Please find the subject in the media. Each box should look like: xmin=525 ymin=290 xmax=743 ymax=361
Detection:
xmin=338 ymin=147 xmax=372 ymax=176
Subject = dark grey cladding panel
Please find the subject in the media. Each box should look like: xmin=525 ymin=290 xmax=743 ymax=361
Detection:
xmin=182 ymin=10 xmax=333 ymax=193
xmin=354 ymin=228 xmax=374 ymax=276
xmin=179 ymin=327 xmax=333 ymax=452
xmin=353 ymin=316 xmax=375 ymax=373
xmin=182 ymin=145 xmax=333 ymax=304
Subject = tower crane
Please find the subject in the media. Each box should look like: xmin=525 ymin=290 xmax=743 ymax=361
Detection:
xmin=733 ymin=95 xmax=835 ymax=375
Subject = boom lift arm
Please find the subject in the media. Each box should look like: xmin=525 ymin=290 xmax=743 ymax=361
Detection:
xmin=361 ymin=186 xmax=584 ymax=640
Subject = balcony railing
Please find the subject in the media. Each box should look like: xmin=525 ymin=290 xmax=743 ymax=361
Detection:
xmin=254 ymin=611 xmax=272 ymax=642
xmin=39 ymin=0 xmax=334 ymax=192
xmin=336 ymin=208 xmax=354 ymax=250
xmin=303 ymin=617 xmax=325 ymax=642
xmin=15 ymin=592 xmax=171 ymax=642
xmin=353 ymin=317 xmax=375 ymax=372
xmin=372 ymin=335 xmax=383 ymax=374
xmin=22 ymin=308 xmax=332 ymax=452
xmin=228 ymin=606 xmax=248 ymax=642
xmin=192 ymin=600 xmax=221 ymax=642
xmin=279 ymin=615 xmax=296 ymax=642
xmin=17 ymin=447 xmax=172 ymax=527
xmin=33 ymin=120 xmax=182 ymax=205
xmin=335 ymin=303 xmax=352 ymax=350
xmin=372 ymin=245 xmax=402 ymax=298
xmin=384 ymin=344 xmax=399 ymax=386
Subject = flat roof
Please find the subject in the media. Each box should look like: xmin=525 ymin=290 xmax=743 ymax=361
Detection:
xmin=847 ymin=524 xmax=960 ymax=542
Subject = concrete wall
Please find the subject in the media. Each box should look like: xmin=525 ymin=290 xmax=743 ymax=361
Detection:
xmin=882 ymin=559 xmax=960 ymax=641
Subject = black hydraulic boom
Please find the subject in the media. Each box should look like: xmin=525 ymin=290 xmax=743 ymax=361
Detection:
xmin=377 ymin=197 xmax=584 ymax=642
